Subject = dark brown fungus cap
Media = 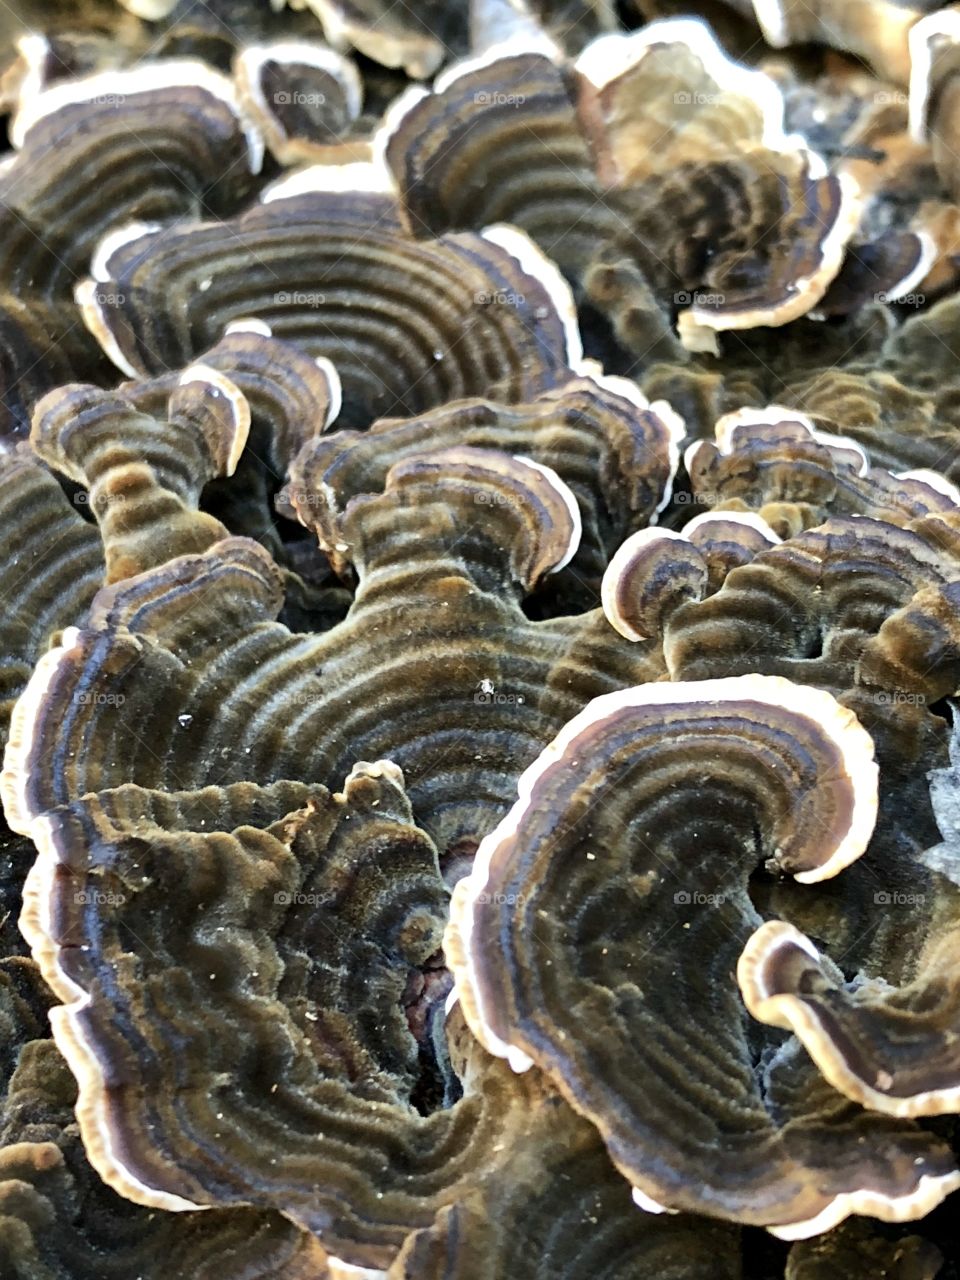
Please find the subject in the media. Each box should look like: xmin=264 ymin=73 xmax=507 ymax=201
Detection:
xmin=1 ymin=447 xmax=659 ymax=866
xmin=0 ymin=446 xmax=103 ymax=748
xmin=78 ymin=182 xmax=583 ymax=425
xmin=2 ymin=60 xmax=262 ymax=297
xmin=576 ymin=22 xmax=858 ymax=351
xmin=740 ymin=907 xmax=960 ymax=1118
xmin=381 ymin=44 xmax=604 ymax=279
xmin=681 ymin=509 xmax=781 ymax=592
xmin=30 ymin=369 xmax=250 ymax=583
xmin=664 ymin=516 xmax=957 ymax=690
xmin=447 ymin=675 xmax=960 ymax=1234
xmin=234 ymin=41 xmax=363 ymax=165
xmin=0 ymin=57 xmax=268 ymax=427
xmin=600 ymin=528 xmax=708 ymax=641
xmin=0 ymin=961 xmax=332 ymax=1279
xmin=116 ymin=328 xmax=342 ymax=566
xmin=283 ymin=373 xmax=683 ymax=587
xmin=859 ymin=579 xmax=960 ymax=704
xmin=381 ymin=19 xmax=858 ymax=350
xmin=1 ymin=744 xmax=588 ymax=1267
xmin=119 ymin=326 xmax=341 ymax=475
xmin=782 ymin=368 xmax=960 ymax=480
xmin=686 ymin=406 xmax=960 ymax=536
xmin=814 ymin=230 xmax=935 ymax=320
xmin=386 ymin=1085 xmax=743 ymax=1280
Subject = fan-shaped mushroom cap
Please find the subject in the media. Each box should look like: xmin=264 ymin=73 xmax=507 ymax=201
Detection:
xmin=0 ymin=955 xmax=339 ymax=1279
xmin=380 ymin=44 xmax=603 ymax=279
xmin=681 ymin=509 xmax=781 ymax=590
xmin=30 ymin=370 xmax=250 ymax=582
xmin=686 ymin=405 xmax=960 ymax=536
xmin=2 ymin=60 xmax=261 ymax=292
xmin=445 ymin=675 xmax=959 ymax=1234
xmin=860 ymin=579 xmax=960 ymax=703
xmin=664 ymin=516 xmax=958 ymax=689
xmin=234 ymin=40 xmax=362 ymax=165
xmin=782 ymin=366 xmax=960 ymax=480
xmin=283 ymin=373 xmax=683 ymax=587
xmin=601 ymin=528 xmax=708 ymax=641
xmin=3 ymin=731 xmax=631 ymax=1268
xmin=0 ymin=446 xmax=103 ymax=749
xmin=381 ymin=18 xmax=856 ymax=350
xmin=77 ymin=190 xmax=583 ymax=424
xmin=595 ymin=149 xmax=859 ymax=356
xmin=120 ymin=327 xmax=341 ymax=470
xmin=387 ymin=1086 xmax=742 ymax=1280
xmin=2 ymin=441 xmax=660 ymax=859
xmin=740 ymin=914 xmax=960 ymax=1117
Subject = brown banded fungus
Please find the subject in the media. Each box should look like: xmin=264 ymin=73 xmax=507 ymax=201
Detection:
xmin=30 ymin=368 xmax=251 ymax=583
xmin=234 ymin=41 xmax=363 ymax=165
xmin=0 ymin=446 xmax=103 ymax=750
xmin=685 ymin=406 xmax=960 ymax=537
xmin=79 ymin=182 xmax=583 ymax=426
xmin=739 ymin=913 xmax=960 ymax=1118
xmin=1 ymin=444 xmax=664 ymax=865
xmin=0 ymin=961 xmax=334 ymax=1279
xmin=447 ymin=674 xmax=960 ymax=1235
xmin=3 ymin=0 xmax=960 ymax=1269
xmin=381 ymin=18 xmax=859 ymax=354
xmin=283 ymin=372 xmax=683 ymax=593
xmin=600 ymin=528 xmax=708 ymax=641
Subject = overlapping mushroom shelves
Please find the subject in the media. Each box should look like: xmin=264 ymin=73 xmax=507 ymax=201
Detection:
xmin=5 ymin=1 xmax=960 ymax=1277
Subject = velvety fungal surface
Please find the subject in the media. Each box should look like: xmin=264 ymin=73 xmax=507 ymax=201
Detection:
xmin=2 ymin=2 xmax=960 ymax=1277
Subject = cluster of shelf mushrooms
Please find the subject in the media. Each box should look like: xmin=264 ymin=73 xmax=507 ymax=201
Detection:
xmin=6 ymin=0 xmax=960 ymax=1276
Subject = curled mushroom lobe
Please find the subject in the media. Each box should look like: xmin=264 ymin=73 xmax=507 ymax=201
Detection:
xmin=1 ymin=1 xmax=960 ymax=1273
xmin=448 ymin=675 xmax=960 ymax=1235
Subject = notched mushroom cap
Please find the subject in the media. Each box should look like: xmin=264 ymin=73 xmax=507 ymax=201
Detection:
xmin=374 ymin=446 xmax=584 ymax=589
xmin=77 ymin=193 xmax=583 ymax=423
xmin=441 ymin=674 xmax=959 ymax=1240
xmin=740 ymin=915 xmax=960 ymax=1117
xmin=663 ymin=516 xmax=958 ymax=690
xmin=282 ymin=373 xmax=682 ymax=588
xmin=0 ymin=446 xmax=103 ymax=748
xmin=686 ymin=405 xmax=959 ymax=536
xmin=600 ymin=528 xmax=708 ymax=641
xmin=380 ymin=42 xmax=600 ymax=278
xmin=234 ymin=40 xmax=363 ymax=165
xmin=30 ymin=372 xmax=251 ymax=582
xmin=681 ymin=509 xmax=782 ymax=591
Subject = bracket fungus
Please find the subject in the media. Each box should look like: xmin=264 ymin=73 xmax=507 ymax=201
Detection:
xmin=2 ymin=1 xmax=960 ymax=1274
xmin=380 ymin=17 xmax=860 ymax=354
xmin=79 ymin=184 xmax=583 ymax=424
xmin=445 ymin=674 xmax=960 ymax=1237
